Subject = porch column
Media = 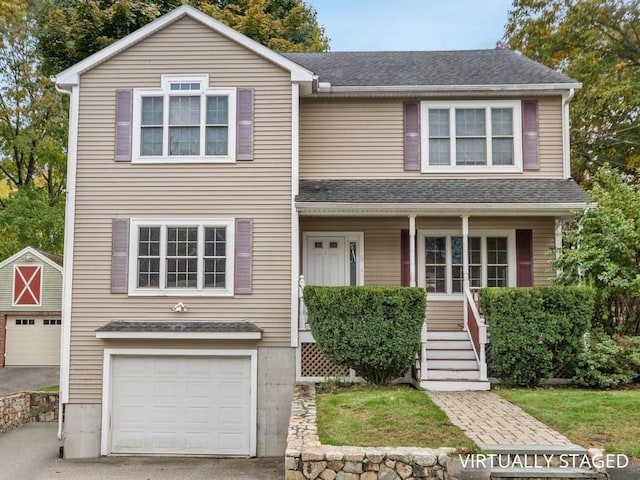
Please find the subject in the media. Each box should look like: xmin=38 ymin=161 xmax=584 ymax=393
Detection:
xmin=462 ymin=215 xmax=469 ymax=330
xmin=555 ymin=217 xmax=563 ymax=277
xmin=462 ymin=215 xmax=469 ymax=291
xmin=409 ymin=215 xmax=416 ymax=287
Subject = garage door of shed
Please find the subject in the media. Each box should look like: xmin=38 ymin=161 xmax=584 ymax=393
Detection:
xmin=5 ymin=316 xmax=61 ymax=366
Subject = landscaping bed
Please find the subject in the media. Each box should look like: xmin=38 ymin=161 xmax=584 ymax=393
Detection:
xmin=496 ymin=387 xmax=640 ymax=458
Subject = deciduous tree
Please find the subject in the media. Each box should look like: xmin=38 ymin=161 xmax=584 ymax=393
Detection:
xmin=504 ymin=0 xmax=640 ymax=181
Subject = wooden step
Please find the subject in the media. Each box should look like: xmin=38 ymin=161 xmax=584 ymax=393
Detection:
xmin=426 ymin=340 xmax=473 ymax=350
xmin=426 ymin=349 xmax=477 ymax=360
xmin=427 ymin=330 xmax=469 ymax=341
xmin=428 ymin=359 xmax=479 ymax=370
xmin=427 ymin=368 xmax=480 ymax=380
xmin=421 ymin=379 xmax=490 ymax=391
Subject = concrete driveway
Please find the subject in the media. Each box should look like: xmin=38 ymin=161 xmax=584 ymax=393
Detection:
xmin=0 ymin=366 xmax=59 ymax=394
xmin=0 ymin=423 xmax=283 ymax=480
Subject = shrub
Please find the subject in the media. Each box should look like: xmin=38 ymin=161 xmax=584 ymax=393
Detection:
xmin=575 ymin=332 xmax=640 ymax=388
xmin=303 ymin=286 xmax=426 ymax=385
xmin=480 ymin=286 xmax=594 ymax=386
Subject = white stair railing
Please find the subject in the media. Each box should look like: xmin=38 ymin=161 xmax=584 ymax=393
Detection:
xmin=464 ymin=287 xmax=488 ymax=381
xmin=298 ymin=275 xmax=309 ymax=330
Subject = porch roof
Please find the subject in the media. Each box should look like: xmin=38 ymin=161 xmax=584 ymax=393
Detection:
xmin=296 ymin=179 xmax=592 ymax=216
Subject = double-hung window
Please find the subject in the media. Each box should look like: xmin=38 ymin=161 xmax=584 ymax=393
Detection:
xmin=133 ymin=75 xmax=236 ymax=163
xmin=129 ymin=219 xmax=235 ymax=296
xmin=420 ymin=231 xmax=515 ymax=297
xmin=421 ymin=100 xmax=522 ymax=172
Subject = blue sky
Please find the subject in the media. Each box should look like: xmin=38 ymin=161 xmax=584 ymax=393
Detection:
xmin=306 ymin=0 xmax=514 ymax=51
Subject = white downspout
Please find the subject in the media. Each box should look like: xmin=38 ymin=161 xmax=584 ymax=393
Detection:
xmin=53 ymin=81 xmax=79 ymax=442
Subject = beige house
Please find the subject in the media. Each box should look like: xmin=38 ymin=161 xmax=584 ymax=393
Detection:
xmin=54 ymin=5 xmax=590 ymax=459
xmin=0 ymin=247 xmax=63 ymax=367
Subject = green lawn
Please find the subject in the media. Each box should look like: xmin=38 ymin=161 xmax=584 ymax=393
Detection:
xmin=316 ymin=384 xmax=477 ymax=451
xmin=37 ymin=385 xmax=59 ymax=392
xmin=496 ymin=388 xmax=640 ymax=458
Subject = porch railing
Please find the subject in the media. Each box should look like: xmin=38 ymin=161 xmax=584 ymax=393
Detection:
xmin=464 ymin=287 xmax=488 ymax=381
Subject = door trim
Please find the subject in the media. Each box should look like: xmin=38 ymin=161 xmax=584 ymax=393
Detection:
xmin=302 ymin=232 xmax=364 ymax=286
xmin=100 ymin=348 xmax=258 ymax=457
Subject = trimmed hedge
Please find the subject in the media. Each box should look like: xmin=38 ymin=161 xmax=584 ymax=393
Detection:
xmin=303 ymin=286 xmax=426 ymax=385
xmin=480 ymin=286 xmax=594 ymax=386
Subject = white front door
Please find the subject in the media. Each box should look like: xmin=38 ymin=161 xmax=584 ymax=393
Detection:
xmin=303 ymin=233 xmax=363 ymax=287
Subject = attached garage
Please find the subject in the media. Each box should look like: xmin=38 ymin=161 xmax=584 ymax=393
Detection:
xmin=109 ymin=354 xmax=253 ymax=455
xmin=5 ymin=316 xmax=61 ymax=366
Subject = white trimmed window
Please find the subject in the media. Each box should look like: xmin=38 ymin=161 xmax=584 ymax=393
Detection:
xmin=420 ymin=100 xmax=522 ymax=172
xmin=418 ymin=230 xmax=516 ymax=298
xmin=128 ymin=219 xmax=235 ymax=296
xmin=132 ymin=75 xmax=236 ymax=163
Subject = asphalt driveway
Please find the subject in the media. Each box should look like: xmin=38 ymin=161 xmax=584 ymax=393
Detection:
xmin=0 ymin=366 xmax=59 ymax=394
xmin=0 ymin=423 xmax=284 ymax=480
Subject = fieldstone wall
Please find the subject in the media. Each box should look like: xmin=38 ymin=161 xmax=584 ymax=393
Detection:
xmin=0 ymin=391 xmax=59 ymax=433
xmin=286 ymin=383 xmax=454 ymax=480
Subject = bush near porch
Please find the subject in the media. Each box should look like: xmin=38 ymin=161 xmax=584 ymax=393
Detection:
xmin=303 ymin=286 xmax=425 ymax=385
xmin=480 ymin=286 xmax=594 ymax=386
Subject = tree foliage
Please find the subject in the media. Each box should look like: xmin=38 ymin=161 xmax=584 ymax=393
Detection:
xmin=504 ymin=0 xmax=640 ymax=181
xmin=555 ymin=166 xmax=640 ymax=334
xmin=36 ymin=0 xmax=329 ymax=75
xmin=0 ymin=1 xmax=67 ymax=257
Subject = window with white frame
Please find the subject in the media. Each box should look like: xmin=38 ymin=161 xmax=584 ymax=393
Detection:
xmin=421 ymin=100 xmax=522 ymax=171
xmin=420 ymin=231 xmax=515 ymax=296
xmin=129 ymin=219 xmax=235 ymax=296
xmin=133 ymin=75 xmax=236 ymax=163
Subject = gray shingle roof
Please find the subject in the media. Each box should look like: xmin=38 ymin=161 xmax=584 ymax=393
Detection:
xmin=96 ymin=320 xmax=263 ymax=333
xmin=297 ymin=179 xmax=591 ymax=204
xmin=282 ymin=50 xmax=577 ymax=87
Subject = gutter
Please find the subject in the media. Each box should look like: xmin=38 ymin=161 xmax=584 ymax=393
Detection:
xmin=562 ymin=88 xmax=576 ymax=179
xmin=295 ymin=201 xmax=593 ymax=217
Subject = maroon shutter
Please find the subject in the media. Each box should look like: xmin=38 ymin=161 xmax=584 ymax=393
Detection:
xmin=401 ymin=229 xmax=411 ymax=286
xmin=522 ymin=100 xmax=539 ymax=170
xmin=403 ymin=102 xmax=421 ymax=171
xmin=114 ymin=89 xmax=133 ymax=162
xmin=234 ymin=219 xmax=253 ymax=294
xmin=111 ymin=218 xmax=130 ymax=293
xmin=516 ymin=229 xmax=534 ymax=287
xmin=236 ymin=88 xmax=254 ymax=161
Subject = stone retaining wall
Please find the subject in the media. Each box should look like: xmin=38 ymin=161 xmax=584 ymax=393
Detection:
xmin=286 ymin=383 xmax=454 ymax=480
xmin=0 ymin=391 xmax=59 ymax=433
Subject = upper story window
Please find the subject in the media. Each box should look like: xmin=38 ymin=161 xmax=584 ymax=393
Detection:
xmin=128 ymin=218 xmax=235 ymax=296
xmin=420 ymin=100 xmax=522 ymax=173
xmin=132 ymin=75 xmax=236 ymax=163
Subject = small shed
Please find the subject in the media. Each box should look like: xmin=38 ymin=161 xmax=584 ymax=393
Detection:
xmin=0 ymin=247 xmax=63 ymax=366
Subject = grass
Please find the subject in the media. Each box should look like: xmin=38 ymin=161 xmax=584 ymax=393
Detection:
xmin=37 ymin=385 xmax=59 ymax=392
xmin=496 ymin=387 xmax=640 ymax=458
xmin=316 ymin=384 xmax=477 ymax=451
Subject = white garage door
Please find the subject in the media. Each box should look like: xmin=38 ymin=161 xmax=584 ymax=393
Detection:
xmin=110 ymin=355 xmax=252 ymax=456
xmin=5 ymin=317 xmax=61 ymax=366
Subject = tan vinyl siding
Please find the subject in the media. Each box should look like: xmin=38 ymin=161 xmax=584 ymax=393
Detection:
xmin=300 ymin=216 xmax=557 ymax=331
xmin=299 ymin=96 xmax=563 ymax=179
xmin=71 ymin=16 xmax=292 ymax=402
xmin=0 ymin=259 xmax=62 ymax=311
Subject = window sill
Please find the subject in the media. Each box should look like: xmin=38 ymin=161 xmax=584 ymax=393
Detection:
xmin=420 ymin=165 xmax=522 ymax=174
xmin=132 ymin=156 xmax=236 ymax=164
xmin=426 ymin=293 xmax=464 ymax=302
xmin=127 ymin=289 xmax=234 ymax=297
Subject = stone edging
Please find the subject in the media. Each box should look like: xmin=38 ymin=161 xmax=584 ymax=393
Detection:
xmin=286 ymin=382 xmax=454 ymax=480
xmin=0 ymin=391 xmax=59 ymax=433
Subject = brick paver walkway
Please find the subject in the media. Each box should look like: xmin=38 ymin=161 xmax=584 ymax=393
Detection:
xmin=427 ymin=391 xmax=576 ymax=448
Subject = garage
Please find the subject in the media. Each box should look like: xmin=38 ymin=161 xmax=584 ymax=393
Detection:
xmin=109 ymin=353 xmax=254 ymax=456
xmin=5 ymin=316 xmax=61 ymax=366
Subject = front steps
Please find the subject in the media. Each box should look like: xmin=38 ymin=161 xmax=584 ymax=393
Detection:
xmin=485 ymin=445 xmax=599 ymax=479
xmin=420 ymin=330 xmax=490 ymax=391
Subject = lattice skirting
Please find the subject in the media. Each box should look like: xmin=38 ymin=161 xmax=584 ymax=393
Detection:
xmin=300 ymin=342 xmax=349 ymax=378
